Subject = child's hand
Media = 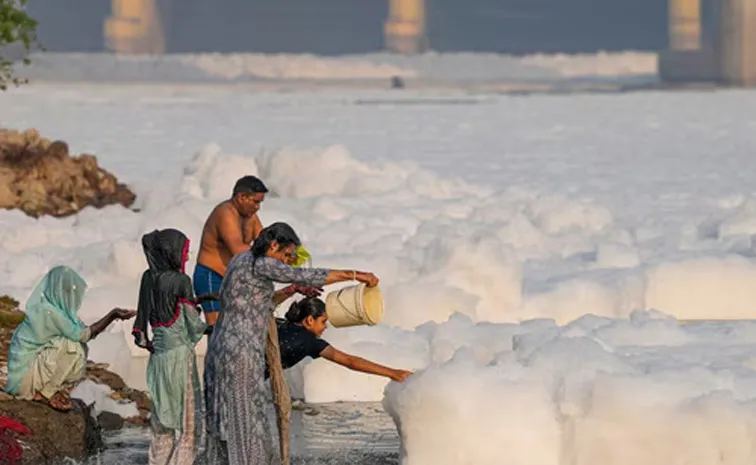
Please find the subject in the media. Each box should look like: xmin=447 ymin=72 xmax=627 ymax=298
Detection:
xmin=292 ymin=285 xmax=323 ymax=298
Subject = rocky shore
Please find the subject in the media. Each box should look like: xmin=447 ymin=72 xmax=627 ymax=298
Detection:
xmin=0 ymin=128 xmax=147 ymax=463
xmin=1 ymin=296 xmax=149 ymax=464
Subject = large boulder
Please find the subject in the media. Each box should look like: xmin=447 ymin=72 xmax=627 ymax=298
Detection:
xmin=0 ymin=398 xmax=103 ymax=465
xmin=0 ymin=128 xmax=136 ymax=218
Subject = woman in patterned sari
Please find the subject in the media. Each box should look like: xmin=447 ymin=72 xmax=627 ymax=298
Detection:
xmin=203 ymin=222 xmax=379 ymax=465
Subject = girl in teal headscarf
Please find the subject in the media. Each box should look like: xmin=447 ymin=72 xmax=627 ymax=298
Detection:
xmin=4 ymin=265 xmax=136 ymax=411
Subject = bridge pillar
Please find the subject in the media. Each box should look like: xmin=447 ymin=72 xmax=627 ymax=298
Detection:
xmin=719 ymin=0 xmax=756 ymax=85
xmin=659 ymin=0 xmax=720 ymax=83
xmin=670 ymin=0 xmax=702 ymax=50
xmin=104 ymin=0 xmax=165 ymax=54
xmin=384 ymin=0 xmax=427 ymax=54
xmin=660 ymin=0 xmax=756 ymax=86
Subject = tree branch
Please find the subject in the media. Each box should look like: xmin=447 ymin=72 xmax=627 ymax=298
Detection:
xmin=0 ymin=0 xmax=39 ymax=91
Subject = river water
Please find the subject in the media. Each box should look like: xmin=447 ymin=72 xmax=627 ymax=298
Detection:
xmin=82 ymin=402 xmax=400 ymax=465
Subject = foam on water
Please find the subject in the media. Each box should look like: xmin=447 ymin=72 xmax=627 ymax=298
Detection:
xmin=384 ymin=315 xmax=756 ymax=464
xmin=4 ymin=143 xmax=756 ymax=462
xmin=71 ymin=380 xmax=139 ymax=418
xmin=16 ymin=51 xmax=658 ymax=84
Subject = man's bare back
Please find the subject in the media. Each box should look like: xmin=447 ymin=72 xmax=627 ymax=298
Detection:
xmin=197 ymin=200 xmax=263 ymax=277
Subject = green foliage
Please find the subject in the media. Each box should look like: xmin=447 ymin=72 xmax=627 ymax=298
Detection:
xmin=0 ymin=0 xmax=38 ymax=91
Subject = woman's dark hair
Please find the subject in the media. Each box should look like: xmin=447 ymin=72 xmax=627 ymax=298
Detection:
xmin=250 ymin=222 xmax=301 ymax=257
xmin=285 ymin=297 xmax=326 ymax=323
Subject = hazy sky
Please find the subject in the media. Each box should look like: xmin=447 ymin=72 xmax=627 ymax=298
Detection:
xmin=26 ymin=0 xmax=716 ymax=55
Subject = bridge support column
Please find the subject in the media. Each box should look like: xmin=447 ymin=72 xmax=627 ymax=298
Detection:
xmin=719 ymin=0 xmax=756 ymax=85
xmin=104 ymin=0 xmax=165 ymax=54
xmin=384 ymin=0 xmax=427 ymax=54
xmin=670 ymin=0 xmax=702 ymax=50
xmin=659 ymin=0 xmax=720 ymax=83
xmin=660 ymin=0 xmax=756 ymax=86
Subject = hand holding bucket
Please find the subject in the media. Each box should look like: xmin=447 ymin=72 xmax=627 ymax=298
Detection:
xmin=325 ymin=271 xmax=384 ymax=328
xmin=356 ymin=271 xmax=379 ymax=288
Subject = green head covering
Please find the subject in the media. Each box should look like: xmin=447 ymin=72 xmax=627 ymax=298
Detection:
xmin=4 ymin=266 xmax=89 ymax=395
xmin=292 ymin=245 xmax=311 ymax=268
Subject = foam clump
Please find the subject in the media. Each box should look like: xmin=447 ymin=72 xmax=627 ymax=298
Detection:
xmin=4 ymin=143 xmax=756 ymax=417
xmin=17 ymin=51 xmax=657 ymax=83
xmin=645 ymin=255 xmax=756 ymax=321
xmin=71 ymin=379 xmax=139 ymax=418
xmin=594 ymin=242 xmax=640 ymax=268
xmin=255 ymin=144 xmax=490 ymax=200
xmin=383 ymin=314 xmax=756 ymax=464
xmin=519 ymin=50 xmax=658 ymax=77
xmin=718 ymin=197 xmax=756 ymax=239
xmin=180 ymin=143 xmax=261 ymax=203
xmin=385 ymin=354 xmax=561 ymax=465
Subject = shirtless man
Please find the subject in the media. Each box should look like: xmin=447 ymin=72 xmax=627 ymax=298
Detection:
xmin=193 ymin=175 xmax=267 ymax=326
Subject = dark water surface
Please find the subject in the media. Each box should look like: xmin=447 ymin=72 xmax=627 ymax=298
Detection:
xmin=83 ymin=402 xmax=400 ymax=465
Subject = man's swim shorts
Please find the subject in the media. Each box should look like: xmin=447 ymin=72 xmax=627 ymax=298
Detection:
xmin=193 ymin=264 xmax=222 ymax=314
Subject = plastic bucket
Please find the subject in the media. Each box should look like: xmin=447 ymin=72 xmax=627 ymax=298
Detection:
xmin=325 ymin=283 xmax=384 ymax=328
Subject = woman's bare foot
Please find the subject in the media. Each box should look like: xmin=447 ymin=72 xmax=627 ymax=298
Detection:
xmin=33 ymin=391 xmax=72 ymax=412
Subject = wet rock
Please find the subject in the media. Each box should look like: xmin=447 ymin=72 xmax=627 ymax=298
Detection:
xmin=126 ymin=388 xmax=151 ymax=412
xmin=97 ymin=411 xmax=124 ymax=431
xmin=85 ymin=361 xmax=127 ymax=391
xmin=0 ymin=296 xmax=23 ymax=389
xmin=127 ymin=413 xmax=150 ymax=426
xmin=292 ymin=401 xmax=320 ymax=416
xmin=83 ymin=362 xmax=152 ymax=425
xmin=0 ymin=128 xmax=136 ymax=218
xmin=0 ymin=398 xmax=103 ymax=464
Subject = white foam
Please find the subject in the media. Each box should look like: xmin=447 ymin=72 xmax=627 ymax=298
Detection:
xmin=71 ymin=379 xmax=139 ymax=419
xmin=16 ymin=50 xmax=657 ymax=84
xmin=645 ymin=255 xmax=756 ymax=321
xmin=180 ymin=143 xmax=261 ymax=203
xmin=385 ymin=353 xmax=562 ymax=465
xmin=184 ymin=53 xmax=413 ymax=80
xmin=519 ymin=51 xmax=658 ymax=78
xmin=384 ymin=315 xmax=756 ymax=464
xmin=3 ymin=145 xmax=756 ymax=393
xmin=4 ymin=116 xmax=756 ymax=463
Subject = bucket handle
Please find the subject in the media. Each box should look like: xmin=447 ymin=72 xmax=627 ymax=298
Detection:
xmin=333 ymin=286 xmax=362 ymax=319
